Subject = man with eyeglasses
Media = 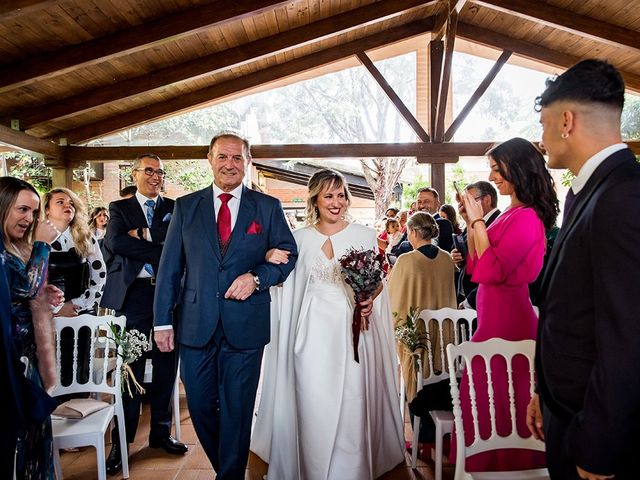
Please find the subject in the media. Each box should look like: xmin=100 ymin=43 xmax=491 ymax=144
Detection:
xmin=101 ymin=153 xmax=186 ymax=475
xmin=453 ymin=180 xmax=500 ymax=309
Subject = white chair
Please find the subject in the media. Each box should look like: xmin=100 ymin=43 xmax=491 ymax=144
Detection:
xmin=446 ymin=339 xmax=549 ymax=480
xmin=143 ymin=357 xmax=182 ymax=441
xmin=51 ymin=314 xmax=129 ymax=480
xmin=411 ymin=307 xmax=477 ymax=476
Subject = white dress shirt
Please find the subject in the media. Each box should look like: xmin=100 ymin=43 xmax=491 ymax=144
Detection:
xmin=571 ymin=143 xmax=627 ymax=194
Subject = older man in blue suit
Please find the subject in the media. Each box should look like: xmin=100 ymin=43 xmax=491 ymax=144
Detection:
xmin=154 ymin=132 xmax=297 ymax=479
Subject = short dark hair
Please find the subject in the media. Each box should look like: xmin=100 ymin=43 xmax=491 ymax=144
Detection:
xmin=133 ymin=153 xmax=161 ymax=169
xmin=466 ymin=180 xmax=498 ymax=208
xmin=119 ymin=185 xmax=137 ymax=197
xmin=416 ymin=187 xmax=439 ymax=201
xmin=535 ymin=59 xmax=625 ymax=112
xmin=385 ymin=207 xmax=399 ymax=216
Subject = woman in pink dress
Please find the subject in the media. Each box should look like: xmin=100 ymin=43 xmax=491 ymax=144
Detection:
xmin=452 ymin=137 xmax=559 ymax=471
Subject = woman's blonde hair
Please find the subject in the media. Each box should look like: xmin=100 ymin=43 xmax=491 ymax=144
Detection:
xmin=406 ymin=212 xmax=439 ymax=241
xmin=305 ymin=169 xmax=352 ymax=225
xmin=43 ymin=188 xmax=92 ymax=258
xmin=89 ymin=206 xmax=109 ymax=232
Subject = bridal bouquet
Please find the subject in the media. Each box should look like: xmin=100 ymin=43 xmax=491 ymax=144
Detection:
xmin=108 ymin=322 xmax=148 ymax=397
xmin=338 ymin=247 xmax=386 ymax=363
xmin=394 ymin=307 xmax=429 ymax=371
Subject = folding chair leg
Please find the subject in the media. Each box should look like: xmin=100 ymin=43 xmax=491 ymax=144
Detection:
xmin=411 ymin=415 xmax=421 ymax=468
xmin=117 ymin=418 xmax=130 ymax=479
xmin=435 ymin=420 xmax=443 ymax=480
xmin=96 ymin=438 xmax=106 ymax=480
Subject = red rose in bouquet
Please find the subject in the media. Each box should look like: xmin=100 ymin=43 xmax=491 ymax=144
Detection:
xmin=338 ymin=247 xmax=386 ymax=363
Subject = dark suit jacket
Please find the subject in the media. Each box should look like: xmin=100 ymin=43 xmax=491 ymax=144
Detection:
xmin=536 ymin=148 xmax=640 ymax=475
xmin=153 ymin=185 xmax=297 ymax=350
xmin=101 ymin=195 xmax=174 ymax=310
xmin=457 ymin=209 xmax=501 ymax=308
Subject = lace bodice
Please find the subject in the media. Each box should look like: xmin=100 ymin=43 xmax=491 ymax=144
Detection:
xmin=309 ymin=254 xmax=343 ymax=286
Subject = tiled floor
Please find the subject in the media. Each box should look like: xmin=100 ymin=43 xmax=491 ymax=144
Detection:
xmin=58 ymin=384 xmax=454 ymax=479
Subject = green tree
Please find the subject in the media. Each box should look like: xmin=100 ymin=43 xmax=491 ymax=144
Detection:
xmin=3 ymin=152 xmax=51 ymax=193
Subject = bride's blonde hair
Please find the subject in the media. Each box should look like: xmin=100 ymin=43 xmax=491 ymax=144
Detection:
xmin=305 ymin=169 xmax=352 ymax=225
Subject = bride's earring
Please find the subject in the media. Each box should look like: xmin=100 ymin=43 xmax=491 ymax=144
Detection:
xmin=561 ymin=132 xmax=569 ymax=139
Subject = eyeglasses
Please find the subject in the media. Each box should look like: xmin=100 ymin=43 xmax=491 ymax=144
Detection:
xmin=134 ymin=167 xmax=166 ymax=178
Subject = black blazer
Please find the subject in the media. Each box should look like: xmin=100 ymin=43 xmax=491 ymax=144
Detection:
xmin=101 ymin=195 xmax=174 ymax=310
xmin=536 ymin=148 xmax=640 ymax=474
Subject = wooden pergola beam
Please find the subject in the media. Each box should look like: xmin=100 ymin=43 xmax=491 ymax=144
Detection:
xmin=12 ymin=0 xmax=436 ymax=129
xmin=60 ymin=140 xmax=640 ymax=168
xmin=445 ymin=49 xmax=512 ymax=141
xmin=457 ymin=23 xmax=640 ymax=93
xmin=0 ymin=124 xmax=62 ymax=159
xmin=472 ymin=0 xmax=640 ymax=53
xmin=0 ymin=0 xmax=292 ymax=93
xmin=434 ymin=11 xmax=458 ymax=141
xmin=56 ymin=18 xmax=437 ymax=144
xmin=63 ymin=142 xmax=495 ymax=164
xmin=356 ymin=51 xmax=430 ymax=142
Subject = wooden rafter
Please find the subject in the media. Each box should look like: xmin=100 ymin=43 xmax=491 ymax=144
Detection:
xmin=445 ymin=49 xmax=512 ymax=141
xmin=0 ymin=124 xmax=61 ymax=158
xmin=432 ymin=0 xmax=468 ymax=40
xmin=0 ymin=0 xmax=292 ymax=93
xmin=457 ymin=23 xmax=640 ymax=93
xmin=56 ymin=18 xmax=437 ymax=144
xmin=11 ymin=0 xmax=436 ymax=129
xmin=0 ymin=1 xmax=57 ymax=21
xmin=472 ymin=0 xmax=640 ymax=53
xmin=428 ymin=40 xmax=444 ymax=138
xmin=434 ymin=11 xmax=458 ymax=141
xmin=356 ymin=51 xmax=430 ymax=142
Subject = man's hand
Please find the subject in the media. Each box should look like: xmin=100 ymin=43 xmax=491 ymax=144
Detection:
xmin=576 ymin=466 xmax=614 ymax=480
xmin=225 ymin=273 xmax=257 ymax=300
xmin=265 ymin=248 xmax=290 ymax=264
xmin=128 ymin=227 xmax=150 ymax=240
xmin=155 ymin=329 xmax=175 ymax=352
xmin=526 ymin=393 xmax=545 ymax=441
xmin=451 ymin=248 xmax=464 ymax=266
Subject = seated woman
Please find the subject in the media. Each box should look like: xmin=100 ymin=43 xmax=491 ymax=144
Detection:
xmin=0 ymin=177 xmax=60 ymax=480
xmin=43 ymin=188 xmax=106 ymax=386
xmin=454 ymin=137 xmax=558 ymax=471
xmin=387 ymin=211 xmax=457 ymax=402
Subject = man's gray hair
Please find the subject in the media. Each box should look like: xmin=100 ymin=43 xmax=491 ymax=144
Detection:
xmin=209 ymin=130 xmax=251 ymax=157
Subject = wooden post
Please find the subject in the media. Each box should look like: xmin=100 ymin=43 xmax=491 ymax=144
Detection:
xmin=430 ymin=162 xmax=445 ymax=199
xmin=51 ymin=167 xmax=73 ymax=188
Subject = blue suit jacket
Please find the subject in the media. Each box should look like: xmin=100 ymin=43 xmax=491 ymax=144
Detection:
xmin=153 ymin=185 xmax=297 ymax=350
xmin=101 ymin=195 xmax=174 ymax=310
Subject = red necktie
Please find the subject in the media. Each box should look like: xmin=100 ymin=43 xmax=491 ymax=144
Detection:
xmin=217 ymin=193 xmax=233 ymax=245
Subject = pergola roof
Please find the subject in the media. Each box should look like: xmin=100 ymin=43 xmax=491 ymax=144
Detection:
xmin=0 ymin=0 xmax=639 ymax=158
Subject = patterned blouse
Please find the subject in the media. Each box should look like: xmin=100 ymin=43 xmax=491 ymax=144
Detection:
xmin=50 ymin=227 xmax=106 ymax=312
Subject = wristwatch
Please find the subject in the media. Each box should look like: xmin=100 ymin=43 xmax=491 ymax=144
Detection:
xmin=248 ymin=270 xmax=260 ymax=291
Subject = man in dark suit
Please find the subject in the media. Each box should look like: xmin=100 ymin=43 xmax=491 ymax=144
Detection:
xmin=101 ymin=154 xmax=186 ymax=474
xmin=393 ymin=187 xmax=454 ymax=255
xmin=527 ymin=60 xmax=640 ymax=480
xmin=452 ymin=181 xmax=500 ymax=308
xmin=154 ymin=132 xmax=297 ymax=479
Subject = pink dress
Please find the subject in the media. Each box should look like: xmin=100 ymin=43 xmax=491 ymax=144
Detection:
xmin=451 ymin=206 xmax=547 ymax=471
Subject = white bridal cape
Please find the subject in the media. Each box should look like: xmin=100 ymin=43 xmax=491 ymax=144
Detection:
xmin=251 ymin=223 xmax=404 ymax=480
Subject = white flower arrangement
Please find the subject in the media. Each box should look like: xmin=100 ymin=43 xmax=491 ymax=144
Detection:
xmin=108 ymin=322 xmax=148 ymax=397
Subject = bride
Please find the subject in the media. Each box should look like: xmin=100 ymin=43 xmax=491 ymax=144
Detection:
xmin=251 ymin=169 xmax=405 ymax=479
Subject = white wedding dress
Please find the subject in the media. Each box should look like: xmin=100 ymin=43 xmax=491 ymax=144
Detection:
xmin=251 ymin=223 xmax=404 ymax=480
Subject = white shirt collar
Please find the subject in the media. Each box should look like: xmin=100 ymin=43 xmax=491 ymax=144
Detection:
xmin=571 ymin=143 xmax=627 ymax=194
xmin=212 ymin=182 xmax=243 ymax=201
xmin=484 ymin=207 xmax=499 ymax=222
xmin=135 ymin=191 xmax=159 ymax=210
